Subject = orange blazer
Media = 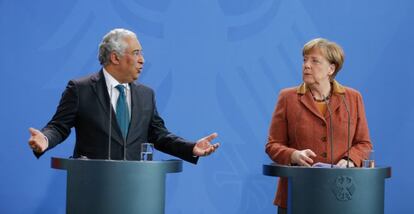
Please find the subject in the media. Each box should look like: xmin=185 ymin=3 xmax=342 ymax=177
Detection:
xmin=265 ymin=80 xmax=372 ymax=208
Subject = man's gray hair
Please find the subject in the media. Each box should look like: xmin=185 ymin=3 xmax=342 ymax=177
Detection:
xmin=98 ymin=28 xmax=137 ymax=66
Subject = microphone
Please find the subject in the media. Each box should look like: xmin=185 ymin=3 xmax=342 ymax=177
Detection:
xmin=323 ymin=95 xmax=334 ymax=168
xmin=340 ymin=94 xmax=351 ymax=168
xmin=108 ymin=85 xmax=113 ymax=160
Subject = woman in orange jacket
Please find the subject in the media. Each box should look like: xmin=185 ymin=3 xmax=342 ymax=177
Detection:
xmin=265 ymin=38 xmax=373 ymax=214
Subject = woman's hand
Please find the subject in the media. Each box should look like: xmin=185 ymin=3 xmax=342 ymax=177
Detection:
xmin=291 ymin=149 xmax=317 ymax=167
xmin=337 ymin=159 xmax=355 ymax=168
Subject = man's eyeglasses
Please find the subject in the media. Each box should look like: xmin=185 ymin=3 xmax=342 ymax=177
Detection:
xmin=131 ymin=50 xmax=144 ymax=57
xmin=125 ymin=50 xmax=144 ymax=57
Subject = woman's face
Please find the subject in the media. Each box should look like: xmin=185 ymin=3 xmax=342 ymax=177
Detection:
xmin=302 ymin=48 xmax=335 ymax=86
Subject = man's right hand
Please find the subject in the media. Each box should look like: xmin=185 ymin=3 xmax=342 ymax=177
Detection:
xmin=291 ymin=149 xmax=317 ymax=167
xmin=28 ymin=128 xmax=48 ymax=153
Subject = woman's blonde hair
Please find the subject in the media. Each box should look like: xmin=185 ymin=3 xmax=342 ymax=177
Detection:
xmin=303 ymin=38 xmax=345 ymax=80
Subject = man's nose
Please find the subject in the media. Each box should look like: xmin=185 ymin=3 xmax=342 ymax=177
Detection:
xmin=138 ymin=55 xmax=145 ymax=64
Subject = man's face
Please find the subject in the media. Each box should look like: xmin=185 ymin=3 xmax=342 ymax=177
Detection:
xmin=117 ymin=36 xmax=145 ymax=83
xmin=302 ymin=48 xmax=334 ymax=86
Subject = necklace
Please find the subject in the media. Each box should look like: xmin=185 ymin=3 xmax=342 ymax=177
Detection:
xmin=309 ymin=88 xmax=331 ymax=102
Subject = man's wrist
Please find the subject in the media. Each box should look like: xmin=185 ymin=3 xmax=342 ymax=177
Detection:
xmin=43 ymin=134 xmax=49 ymax=149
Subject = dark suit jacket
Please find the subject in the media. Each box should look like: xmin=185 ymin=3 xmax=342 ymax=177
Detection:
xmin=37 ymin=70 xmax=198 ymax=163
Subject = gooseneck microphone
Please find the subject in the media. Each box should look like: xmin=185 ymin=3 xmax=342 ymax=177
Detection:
xmin=108 ymin=85 xmax=113 ymax=160
xmin=323 ymin=95 xmax=334 ymax=168
xmin=340 ymin=94 xmax=351 ymax=168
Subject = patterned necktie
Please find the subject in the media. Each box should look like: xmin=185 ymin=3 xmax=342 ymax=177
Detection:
xmin=115 ymin=85 xmax=130 ymax=140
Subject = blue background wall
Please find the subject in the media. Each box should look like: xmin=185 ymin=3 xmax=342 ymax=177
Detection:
xmin=1 ymin=0 xmax=413 ymax=213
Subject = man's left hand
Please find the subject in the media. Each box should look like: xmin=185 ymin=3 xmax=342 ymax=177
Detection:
xmin=193 ymin=132 xmax=220 ymax=157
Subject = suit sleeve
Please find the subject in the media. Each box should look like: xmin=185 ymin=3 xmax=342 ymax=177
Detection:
xmin=265 ymin=90 xmax=297 ymax=165
xmin=35 ymin=80 xmax=79 ymax=158
xmin=147 ymin=92 xmax=198 ymax=164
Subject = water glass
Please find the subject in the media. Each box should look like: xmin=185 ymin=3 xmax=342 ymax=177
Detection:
xmin=362 ymin=150 xmax=375 ymax=168
xmin=140 ymin=143 xmax=154 ymax=161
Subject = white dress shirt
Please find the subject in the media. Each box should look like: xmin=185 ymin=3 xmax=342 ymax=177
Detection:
xmin=102 ymin=68 xmax=131 ymax=120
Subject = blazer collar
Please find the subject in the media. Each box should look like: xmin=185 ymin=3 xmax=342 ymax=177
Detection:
xmin=296 ymin=80 xmax=346 ymax=95
xmin=297 ymin=80 xmax=346 ymax=120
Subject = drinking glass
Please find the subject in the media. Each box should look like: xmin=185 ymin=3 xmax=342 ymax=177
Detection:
xmin=140 ymin=143 xmax=154 ymax=161
xmin=362 ymin=150 xmax=375 ymax=168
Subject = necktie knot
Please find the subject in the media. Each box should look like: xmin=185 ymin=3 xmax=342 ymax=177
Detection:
xmin=116 ymin=84 xmax=126 ymax=96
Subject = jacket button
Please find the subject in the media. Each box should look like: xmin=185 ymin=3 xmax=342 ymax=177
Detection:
xmin=321 ymin=136 xmax=327 ymax=142
xmin=321 ymin=152 xmax=327 ymax=158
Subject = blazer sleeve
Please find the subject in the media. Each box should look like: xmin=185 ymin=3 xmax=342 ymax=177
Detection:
xmin=265 ymin=90 xmax=297 ymax=165
xmin=147 ymin=92 xmax=198 ymax=164
xmin=35 ymin=80 xmax=79 ymax=158
xmin=347 ymin=91 xmax=373 ymax=166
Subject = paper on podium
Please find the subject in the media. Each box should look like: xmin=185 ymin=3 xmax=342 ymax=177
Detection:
xmin=312 ymin=162 xmax=345 ymax=168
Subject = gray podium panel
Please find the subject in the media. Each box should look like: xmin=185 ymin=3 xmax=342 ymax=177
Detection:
xmin=263 ymin=164 xmax=391 ymax=214
xmin=52 ymin=157 xmax=182 ymax=214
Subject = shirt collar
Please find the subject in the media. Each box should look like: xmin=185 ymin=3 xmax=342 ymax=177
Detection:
xmin=102 ymin=68 xmax=130 ymax=91
xmin=296 ymin=80 xmax=345 ymax=95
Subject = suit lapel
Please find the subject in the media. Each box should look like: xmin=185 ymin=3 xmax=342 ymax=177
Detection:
xmin=126 ymin=83 xmax=144 ymax=144
xmin=91 ymin=70 xmax=124 ymax=145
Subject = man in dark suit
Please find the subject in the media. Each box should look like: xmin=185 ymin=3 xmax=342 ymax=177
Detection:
xmin=28 ymin=28 xmax=219 ymax=163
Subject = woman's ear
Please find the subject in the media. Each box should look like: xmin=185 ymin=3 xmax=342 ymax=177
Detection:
xmin=329 ymin=64 xmax=336 ymax=75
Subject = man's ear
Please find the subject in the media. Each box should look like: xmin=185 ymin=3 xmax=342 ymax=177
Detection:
xmin=110 ymin=52 xmax=121 ymax=65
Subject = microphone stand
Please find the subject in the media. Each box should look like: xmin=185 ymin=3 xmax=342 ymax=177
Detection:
xmin=341 ymin=94 xmax=351 ymax=168
xmin=108 ymin=85 xmax=113 ymax=160
xmin=323 ymin=95 xmax=334 ymax=168
xmin=123 ymin=85 xmax=128 ymax=161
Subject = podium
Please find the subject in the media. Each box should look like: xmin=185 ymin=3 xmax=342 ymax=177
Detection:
xmin=263 ymin=163 xmax=391 ymax=214
xmin=52 ymin=157 xmax=182 ymax=214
